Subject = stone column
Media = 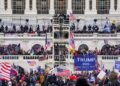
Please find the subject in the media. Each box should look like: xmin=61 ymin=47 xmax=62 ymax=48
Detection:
xmin=25 ymin=0 xmax=31 ymax=14
xmin=109 ymin=0 xmax=116 ymax=14
xmin=67 ymin=0 xmax=72 ymax=15
xmin=31 ymin=0 xmax=37 ymax=14
xmin=0 ymin=0 xmax=5 ymax=14
xmin=116 ymin=0 xmax=120 ymax=14
xmin=92 ymin=0 xmax=97 ymax=14
xmin=49 ymin=0 xmax=55 ymax=15
xmin=85 ymin=0 xmax=90 ymax=14
xmin=5 ymin=0 xmax=12 ymax=14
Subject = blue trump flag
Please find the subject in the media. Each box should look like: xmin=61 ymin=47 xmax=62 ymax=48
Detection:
xmin=115 ymin=61 xmax=120 ymax=70
xmin=74 ymin=54 xmax=97 ymax=71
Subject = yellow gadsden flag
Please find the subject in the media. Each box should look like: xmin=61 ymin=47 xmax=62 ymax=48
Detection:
xmin=69 ymin=32 xmax=75 ymax=54
xmin=70 ymin=47 xmax=75 ymax=55
xmin=112 ymin=19 xmax=116 ymax=24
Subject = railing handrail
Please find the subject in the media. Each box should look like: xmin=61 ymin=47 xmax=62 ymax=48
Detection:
xmin=0 ymin=55 xmax=53 ymax=60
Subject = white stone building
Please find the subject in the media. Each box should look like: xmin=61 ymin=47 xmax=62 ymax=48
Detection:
xmin=0 ymin=0 xmax=120 ymax=72
xmin=0 ymin=0 xmax=120 ymax=21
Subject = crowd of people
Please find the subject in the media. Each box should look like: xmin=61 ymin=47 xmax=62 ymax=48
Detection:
xmin=101 ymin=44 xmax=120 ymax=55
xmin=70 ymin=22 xmax=117 ymax=33
xmin=0 ymin=24 xmax=52 ymax=36
xmin=0 ymin=44 xmax=52 ymax=55
xmin=0 ymin=68 xmax=120 ymax=86
xmin=53 ymin=13 xmax=69 ymax=24
xmin=76 ymin=44 xmax=120 ymax=55
xmin=1 ymin=16 xmax=119 ymax=36
xmin=0 ymin=43 xmax=120 ymax=55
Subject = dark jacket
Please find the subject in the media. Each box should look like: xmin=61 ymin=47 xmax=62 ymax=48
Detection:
xmin=67 ymin=80 xmax=76 ymax=86
xmin=105 ymin=80 xmax=120 ymax=86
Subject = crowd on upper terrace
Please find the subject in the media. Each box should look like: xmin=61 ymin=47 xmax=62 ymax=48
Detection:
xmin=0 ymin=44 xmax=52 ymax=55
xmin=70 ymin=21 xmax=118 ymax=33
xmin=76 ymin=44 xmax=120 ymax=56
xmin=0 ymin=14 xmax=120 ymax=36
xmin=0 ymin=23 xmax=52 ymax=36
xmin=54 ymin=13 xmax=120 ymax=33
xmin=0 ymin=43 xmax=120 ymax=55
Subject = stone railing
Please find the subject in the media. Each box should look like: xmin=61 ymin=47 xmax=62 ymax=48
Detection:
xmin=97 ymin=55 xmax=120 ymax=70
xmin=74 ymin=33 xmax=119 ymax=37
xmin=98 ymin=55 xmax=120 ymax=60
xmin=0 ymin=55 xmax=53 ymax=61
xmin=0 ymin=33 xmax=52 ymax=37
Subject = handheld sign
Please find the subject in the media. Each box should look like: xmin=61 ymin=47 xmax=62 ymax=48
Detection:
xmin=115 ymin=61 xmax=120 ymax=70
xmin=97 ymin=70 xmax=106 ymax=80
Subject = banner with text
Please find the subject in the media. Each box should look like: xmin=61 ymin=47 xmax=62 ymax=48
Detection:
xmin=74 ymin=54 xmax=97 ymax=71
xmin=115 ymin=61 xmax=120 ymax=70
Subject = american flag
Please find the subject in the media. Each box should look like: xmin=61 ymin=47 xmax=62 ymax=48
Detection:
xmin=44 ymin=33 xmax=50 ymax=52
xmin=57 ymin=68 xmax=71 ymax=76
xmin=57 ymin=68 xmax=64 ymax=72
xmin=0 ymin=62 xmax=11 ymax=81
xmin=43 ymin=33 xmax=50 ymax=60
xmin=27 ymin=61 xmax=36 ymax=66
xmin=70 ymin=32 xmax=75 ymax=49
xmin=69 ymin=13 xmax=76 ymax=21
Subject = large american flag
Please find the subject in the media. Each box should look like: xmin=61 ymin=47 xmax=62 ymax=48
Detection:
xmin=0 ymin=62 xmax=11 ymax=81
xmin=70 ymin=32 xmax=75 ymax=49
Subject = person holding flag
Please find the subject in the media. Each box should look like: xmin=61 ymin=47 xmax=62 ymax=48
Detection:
xmin=69 ymin=31 xmax=75 ymax=54
xmin=44 ymin=33 xmax=50 ymax=59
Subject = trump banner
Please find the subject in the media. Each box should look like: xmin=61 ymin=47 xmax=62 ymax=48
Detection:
xmin=74 ymin=54 xmax=97 ymax=71
xmin=115 ymin=61 xmax=120 ymax=70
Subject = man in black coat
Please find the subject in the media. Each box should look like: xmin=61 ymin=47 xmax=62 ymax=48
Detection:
xmin=76 ymin=78 xmax=90 ymax=86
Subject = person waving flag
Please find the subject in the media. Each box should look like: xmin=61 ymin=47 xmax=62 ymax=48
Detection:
xmin=44 ymin=33 xmax=50 ymax=52
xmin=44 ymin=33 xmax=50 ymax=59
xmin=69 ymin=32 xmax=75 ymax=54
